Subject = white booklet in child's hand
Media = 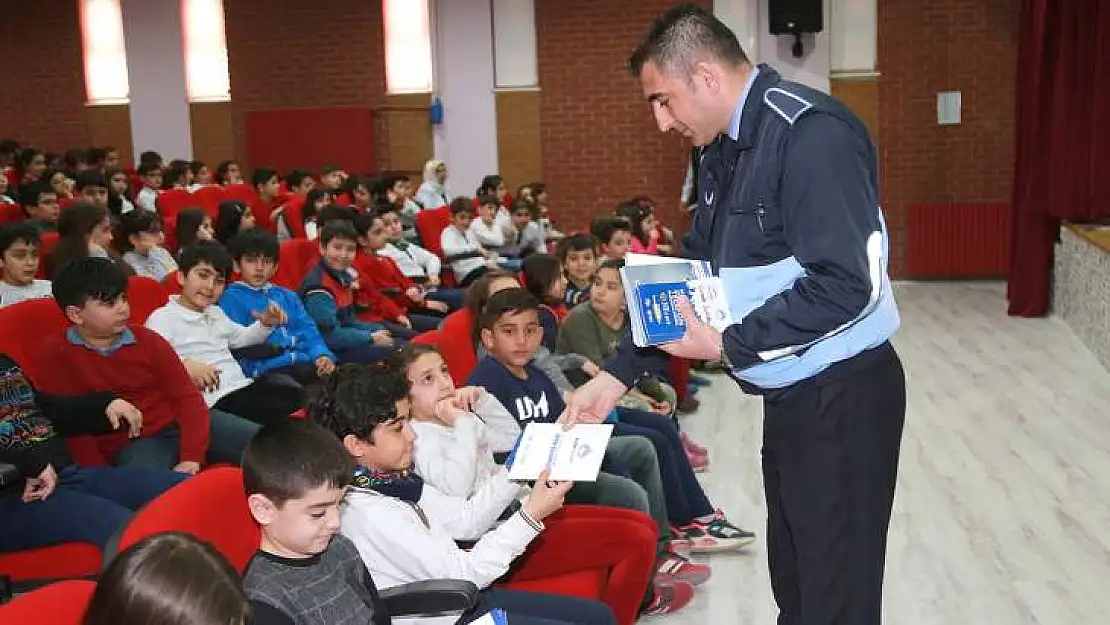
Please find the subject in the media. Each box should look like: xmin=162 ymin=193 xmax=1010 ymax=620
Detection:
xmin=505 ymin=423 xmax=614 ymax=482
xmin=621 ymin=252 xmax=734 ymax=347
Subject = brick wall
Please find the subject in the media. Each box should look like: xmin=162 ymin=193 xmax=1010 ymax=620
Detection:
xmin=0 ymin=1 xmax=90 ymax=152
xmin=878 ymin=0 xmax=1020 ymax=276
xmin=224 ymin=0 xmax=390 ymax=170
xmin=535 ymin=0 xmax=710 ymax=233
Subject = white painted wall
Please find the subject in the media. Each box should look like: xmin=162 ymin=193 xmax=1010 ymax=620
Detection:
xmin=492 ymin=0 xmax=538 ymax=88
xmin=430 ymin=0 xmax=498 ymax=198
xmin=757 ymin=0 xmax=831 ymax=93
xmin=830 ymin=0 xmax=877 ymax=74
xmin=120 ymin=0 xmax=193 ymax=159
xmin=714 ymin=0 xmax=760 ymax=62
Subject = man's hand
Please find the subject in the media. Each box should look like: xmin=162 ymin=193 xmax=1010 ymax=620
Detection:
xmin=22 ymin=464 xmax=58 ymax=502
xmin=558 ymin=374 xmax=627 ymax=428
xmin=659 ymin=298 xmax=723 ymax=361
xmin=173 ymin=461 xmax=201 ymax=475
xmin=424 ymin=299 xmax=450 ymax=313
xmin=371 ymin=330 xmax=394 ymax=347
xmin=315 ymin=355 xmax=336 ymax=377
xmin=184 ymin=360 xmax=220 ymax=391
xmin=522 ymin=469 xmax=574 ymax=522
xmin=106 ymin=398 xmax=143 ymax=438
xmin=254 ymin=301 xmax=287 ymax=327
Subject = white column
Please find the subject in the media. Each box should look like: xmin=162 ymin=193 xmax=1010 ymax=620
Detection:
xmin=757 ymin=0 xmax=831 ymax=93
xmin=714 ymin=0 xmax=760 ymax=62
xmin=492 ymin=0 xmax=538 ymax=88
xmin=120 ymin=0 xmax=194 ymax=160
xmin=830 ymin=0 xmax=877 ymax=75
xmin=430 ymin=0 xmax=498 ymax=199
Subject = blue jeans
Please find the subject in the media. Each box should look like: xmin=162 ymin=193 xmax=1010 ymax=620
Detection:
xmin=0 ymin=464 xmax=188 ymax=551
xmin=614 ymin=407 xmax=713 ymax=524
xmin=426 ymin=288 xmax=464 ymax=310
xmin=460 ymin=588 xmax=616 ymax=625
xmin=332 ymin=344 xmax=395 ymax=365
xmin=114 ymin=409 xmax=260 ymax=469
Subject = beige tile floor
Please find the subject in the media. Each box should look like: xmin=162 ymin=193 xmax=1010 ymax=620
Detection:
xmin=661 ymin=281 xmax=1110 ymax=624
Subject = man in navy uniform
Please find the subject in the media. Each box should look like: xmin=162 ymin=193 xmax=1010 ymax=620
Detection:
xmin=563 ymin=5 xmax=906 ymax=625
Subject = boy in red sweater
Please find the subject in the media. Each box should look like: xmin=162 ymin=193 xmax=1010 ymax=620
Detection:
xmin=35 ymin=257 xmax=260 ymax=473
xmin=351 ymin=210 xmax=448 ymax=337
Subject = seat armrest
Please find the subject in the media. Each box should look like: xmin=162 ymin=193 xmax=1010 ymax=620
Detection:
xmin=379 ymin=579 xmax=479 ymax=617
xmin=0 ymin=463 xmax=21 ymax=490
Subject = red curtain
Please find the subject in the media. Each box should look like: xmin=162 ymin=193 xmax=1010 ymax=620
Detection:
xmin=1007 ymin=0 xmax=1110 ymax=317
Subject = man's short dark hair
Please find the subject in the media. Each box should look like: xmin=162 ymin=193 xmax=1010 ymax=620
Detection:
xmin=319 ymin=220 xmax=359 ymax=247
xmin=478 ymin=287 xmax=540 ymax=331
xmin=242 ymin=421 xmax=354 ymax=507
xmin=590 ymin=216 xmax=631 ymax=245
xmin=179 ymin=240 xmax=234 ymax=281
xmin=0 ymin=222 xmax=42 ymax=256
xmin=228 ymin=227 xmax=280 ymax=263
xmin=52 ymin=257 xmax=128 ymax=312
xmin=75 ymin=170 xmax=108 ymax=191
xmin=308 ymin=364 xmax=410 ymax=443
xmin=629 ymin=4 xmax=749 ymax=78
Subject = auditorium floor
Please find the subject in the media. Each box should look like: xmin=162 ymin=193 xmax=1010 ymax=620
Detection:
xmin=666 ymin=281 xmax=1110 ymax=624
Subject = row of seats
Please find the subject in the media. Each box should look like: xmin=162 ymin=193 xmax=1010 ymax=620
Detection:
xmin=1 ymin=467 xmax=657 ymax=624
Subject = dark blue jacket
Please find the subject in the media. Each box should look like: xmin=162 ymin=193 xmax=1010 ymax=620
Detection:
xmin=607 ymin=65 xmax=899 ymax=394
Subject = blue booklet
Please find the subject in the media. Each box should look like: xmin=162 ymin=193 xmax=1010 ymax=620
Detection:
xmin=620 ymin=253 xmax=734 ymax=347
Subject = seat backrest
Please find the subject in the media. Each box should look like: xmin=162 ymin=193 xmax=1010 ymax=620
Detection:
xmin=432 ymin=309 xmax=479 ymax=384
xmin=36 ymin=232 xmax=59 ymax=279
xmin=0 ymin=580 xmax=96 ymax=624
xmin=272 ymin=239 xmax=321 ymax=290
xmin=161 ymin=270 xmax=182 ymax=295
xmin=0 ymin=202 xmax=24 ymax=225
xmin=416 ymin=207 xmax=452 ymax=258
xmin=156 ymin=189 xmax=201 ymax=220
xmin=0 ymin=298 xmax=67 ymax=383
xmin=126 ymin=276 xmax=169 ymax=325
xmin=279 ymin=195 xmax=309 ymax=239
xmin=193 ymin=185 xmax=224 ymax=216
xmin=115 ymin=467 xmax=260 ymax=574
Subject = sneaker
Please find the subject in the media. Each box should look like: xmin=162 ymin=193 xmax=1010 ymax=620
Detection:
xmin=689 ymin=374 xmax=712 ymax=387
xmin=656 ymin=550 xmax=711 ymax=586
xmin=687 ymin=383 xmax=700 ymax=396
xmin=687 ymin=450 xmax=709 ymax=473
xmin=681 ymin=431 xmax=708 ymax=455
xmin=676 ymin=397 xmax=700 ymax=414
xmin=692 ymin=360 xmax=727 ymax=373
xmin=642 ymin=579 xmax=696 ymax=616
xmin=676 ymin=512 xmax=756 ymax=553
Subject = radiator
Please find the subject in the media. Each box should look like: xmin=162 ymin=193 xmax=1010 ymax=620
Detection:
xmin=905 ymin=203 xmax=1012 ymax=278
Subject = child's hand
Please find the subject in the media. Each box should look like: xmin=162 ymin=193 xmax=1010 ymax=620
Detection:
xmin=405 ymin=286 xmax=425 ymax=303
xmin=581 ymin=361 xmax=601 ymax=378
xmin=255 ymin=301 xmax=287 ymax=327
xmin=173 ymin=461 xmax=201 ymax=475
xmin=523 ymin=469 xmax=573 ymax=522
xmin=452 ymin=386 xmax=485 ymax=411
xmin=424 ymin=299 xmax=450 ymax=313
xmin=426 ymin=275 xmax=441 ymax=287
xmin=371 ymin=330 xmax=394 ymax=347
xmin=106 ymin=398 xmax=144 ymax=438
xmin=434 ymin=397 xmax=467 ymax=426
xmin=397 ymin=315 xmax=413 ymax=329
xmin=184 ymin=360 xmax=220 ymax=391
xmin=315 ymin=355 xmax=336 ymax=377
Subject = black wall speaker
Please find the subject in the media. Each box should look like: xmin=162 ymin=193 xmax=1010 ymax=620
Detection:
xmin=768 ymin=0 xmax=824 ymax=35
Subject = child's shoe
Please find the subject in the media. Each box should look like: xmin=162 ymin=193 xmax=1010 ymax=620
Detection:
xmin=655 ymin=549 xmax=711 ymax=586
xmin=642 ymin=579 xmax=696 ymax=616
xmin=674 ymin=512 xmax=756 ymax=553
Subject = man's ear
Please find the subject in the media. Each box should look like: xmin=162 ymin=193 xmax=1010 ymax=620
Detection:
xmin=247 ymin=493 xmax=277 ymax=525
xmin=692 ymin=61 xmax=719 ymax=93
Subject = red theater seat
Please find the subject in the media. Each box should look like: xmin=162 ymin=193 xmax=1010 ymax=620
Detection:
xmin=156 ymin=189 xmax=200 ymax=220
xmin=416 ymin=207 xmax=452 ymax=258
xmin=272 ymin=239 xmax=320 ymax=290
xmin=0 ymin=203 xmax=24 ymax=225
xmin=0 ymin=546 xmax=102 ymax=586
xmin=0 ymin=580 xmax=96 ymax=624
xmin=126 ymin=276 xmax=169 ymax=325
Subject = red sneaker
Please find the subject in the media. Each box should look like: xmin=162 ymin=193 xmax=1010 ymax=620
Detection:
xmin=688 ymin=450 xmax=710 ymax=472
xmin=655 ymin=550 xmax=711 ymax=586
xmin=642 ymin=579 xmax=696 ymax=615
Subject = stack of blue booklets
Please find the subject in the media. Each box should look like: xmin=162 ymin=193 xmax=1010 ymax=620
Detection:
xmin=620 ymin=253 xmax=734 ymax=348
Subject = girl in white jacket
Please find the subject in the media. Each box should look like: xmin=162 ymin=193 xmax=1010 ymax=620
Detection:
xmin=310 ymin=364 xmax=616 ymax=625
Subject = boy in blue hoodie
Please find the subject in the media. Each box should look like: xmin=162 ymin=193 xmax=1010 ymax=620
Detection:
xmin=298 ymin=221 xmax=396 ymax=365
xmin=219 ymin=228 xmax=337 ymax=385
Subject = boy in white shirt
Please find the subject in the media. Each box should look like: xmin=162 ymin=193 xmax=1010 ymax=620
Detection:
xmin=135 ymin=163 xmax=162 ymax=213
xmin=468 ymin=195 xmax=508 ymax=251
xmin=145 ymin=240 xmax=303 ymax=427
xmin=440 ymin=198 xmax=497 ymax=288
xmin=0 ymin=223 xmax=52 ymax=307
xmin=310 ymin=364 xmax=620 ymax=625
xmin=506 ymin=201 xmax=548 ymax=256
xmin=376 ymin=204 xmax=465 ymax=311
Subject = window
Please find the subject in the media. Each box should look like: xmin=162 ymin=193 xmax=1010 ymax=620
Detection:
xmin=182 ymin=0 xmax=231 ymax=102
xmin=80 ymin=0 xmax=130 ymax=105
xmin=383 ymin=0 xmax=434 ymax=94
